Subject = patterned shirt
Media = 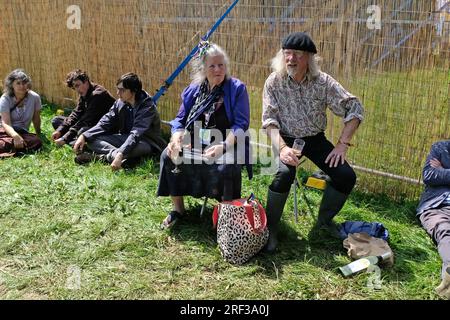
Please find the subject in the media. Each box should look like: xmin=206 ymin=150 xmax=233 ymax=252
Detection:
xmin=262 ymin=71 xmax=364 ymax=138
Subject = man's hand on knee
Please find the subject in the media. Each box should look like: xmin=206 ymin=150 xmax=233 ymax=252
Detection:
xmin=325 ymin=143 xmax=348 ymax=168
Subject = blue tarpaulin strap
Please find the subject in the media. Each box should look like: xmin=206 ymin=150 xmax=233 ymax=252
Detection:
xmin=338 ymin=221 xmax=389 ymax=241
xmin=153 ymin=0 xmax=240 ymax=104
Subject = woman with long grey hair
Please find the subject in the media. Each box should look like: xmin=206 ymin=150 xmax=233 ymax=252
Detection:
xmin=0 ymin=69 xmax=42 ymax=157
xmin=157 ymin=42 xmax=251 ymax=229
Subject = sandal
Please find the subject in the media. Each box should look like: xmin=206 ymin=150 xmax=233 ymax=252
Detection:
xmin=160 ymin=211 xmax=182 ymax=230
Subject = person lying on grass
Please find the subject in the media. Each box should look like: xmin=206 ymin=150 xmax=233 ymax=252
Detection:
xmin=417 ymin=139 xmax=450 ymax=299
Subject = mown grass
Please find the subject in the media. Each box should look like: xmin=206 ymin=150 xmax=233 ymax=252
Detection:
xmin=0 ymin=104 xmax=444 ymax=300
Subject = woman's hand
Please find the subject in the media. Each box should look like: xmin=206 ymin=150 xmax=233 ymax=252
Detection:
xmin=167 ymin=140 xmax=182 ymax=161
xmin=13 ymin=134 xmax=26 ymax=150
xmin=325 ymin=143 xmax=348 ymax=168
xmin=55 ymin=138 xmax=66 ymax=147
xmin=279 ymin=146 xmax=300 ymax=167
xmin=204 ymin=144 xmax=225 ymax=159
xmin=167 ymin=132 xmax=184 ymax=162
xmin=51 ymin=131 xmax=62 ymax=141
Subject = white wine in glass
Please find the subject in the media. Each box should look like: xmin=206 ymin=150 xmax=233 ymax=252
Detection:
xmin=171 ymin=145 xmax=182 ymax=174
xmin=292 ymin=138 xmax=305 ymax=158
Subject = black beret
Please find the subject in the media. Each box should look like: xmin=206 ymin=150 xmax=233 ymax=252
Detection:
xmin=282 ymin=32 xmax=317 ymax=54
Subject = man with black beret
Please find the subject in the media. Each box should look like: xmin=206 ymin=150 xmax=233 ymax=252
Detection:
xmin=262 ymin=32 xmax=365 ymax=252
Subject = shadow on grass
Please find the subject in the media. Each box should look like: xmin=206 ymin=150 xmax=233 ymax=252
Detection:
xmin=162 ymin=186 xmax=433 ymax=287
xmin=163 ymin=200 xmax=346 ymax=280
xmin=254 ymin=222 xmax=345 ymax=278
xmin=163 ymin=203 xmax=218 ymax=247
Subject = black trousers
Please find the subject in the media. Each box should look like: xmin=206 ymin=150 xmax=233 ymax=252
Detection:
xmin=269 ymin=132 xmax=356 ymax=194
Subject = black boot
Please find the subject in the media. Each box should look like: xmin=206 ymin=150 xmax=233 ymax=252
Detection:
xmin=265 ymin=189 xmax=289 ymax=253
xmin=313 ymin=184 xmax=349 ymax=238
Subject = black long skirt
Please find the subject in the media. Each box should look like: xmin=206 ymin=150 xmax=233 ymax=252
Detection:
xmin=156 ymin=148 xmax=242 ymax=201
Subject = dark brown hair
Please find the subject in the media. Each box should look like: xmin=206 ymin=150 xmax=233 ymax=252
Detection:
xmin=116 ymin=73 xmax=142 ymax=93
xmin=65 ymin=69 xmax=90 ymax=88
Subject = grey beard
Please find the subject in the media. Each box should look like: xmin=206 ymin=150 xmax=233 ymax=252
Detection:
xmin=286 ymin=66 xmax=297 ymax=78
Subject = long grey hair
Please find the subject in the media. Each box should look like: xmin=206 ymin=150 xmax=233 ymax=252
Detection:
xmin=3 ymin=69 xmax=32 ymax=96
xmin=190 ymin=43 xmax=231 ymax=85
xmin=271 ymin=49 xmax=321 ymax=80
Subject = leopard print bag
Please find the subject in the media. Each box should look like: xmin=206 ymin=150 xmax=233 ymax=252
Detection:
xmin=213 ymin=195 xmax=269 ymax=265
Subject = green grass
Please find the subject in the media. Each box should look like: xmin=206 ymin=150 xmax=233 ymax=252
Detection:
xmin=0 ymin=104 xmax=444 ymax=300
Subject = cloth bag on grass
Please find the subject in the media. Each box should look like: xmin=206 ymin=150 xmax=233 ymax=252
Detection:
xmin=343 ymin=232 xmax=395 ymax=267
xmin=213 ymin=194 xmax=269 ymax=265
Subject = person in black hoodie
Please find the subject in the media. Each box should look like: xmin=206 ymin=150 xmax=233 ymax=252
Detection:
xmin=73 ymin=73 xmax=166 ymax=171
xmin=51 ymin=69 xmax=115 ymax=146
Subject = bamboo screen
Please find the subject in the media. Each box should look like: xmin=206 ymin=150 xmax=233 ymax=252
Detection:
xmin=0 ymin=0 xmax=448 ymax=199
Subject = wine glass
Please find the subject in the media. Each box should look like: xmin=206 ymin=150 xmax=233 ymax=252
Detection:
xmin=171 ymin=144 xmax=182 ymax=174
xmin=292 ymin=138 xmax=305 ymax=158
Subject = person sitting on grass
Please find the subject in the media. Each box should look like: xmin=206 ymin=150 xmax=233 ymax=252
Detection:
xmin=51 ymin=69 xmax=115 ymax=147
xmin=0 ymin=69 xmax=42 ymax=158
xmin=157 ymin=42 xmax=251 ymax=229
xmin=73 ymin=72 xmax=166 ymax=171
xmin=417 ymin=139 xmax=450 ymax=299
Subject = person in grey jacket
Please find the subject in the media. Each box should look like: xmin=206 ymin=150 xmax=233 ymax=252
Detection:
xmin=417 ymin=139 xmax=450 ymax=299
xmin=73 ymin=73 xmax=166 ymax=171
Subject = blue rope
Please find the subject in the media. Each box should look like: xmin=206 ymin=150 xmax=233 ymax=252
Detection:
xmin=153 ymin=0 xmax=240 ymax=105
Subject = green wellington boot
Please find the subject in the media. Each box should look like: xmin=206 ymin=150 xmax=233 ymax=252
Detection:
xmin=264 ymin=189 xmax=289 ymax=253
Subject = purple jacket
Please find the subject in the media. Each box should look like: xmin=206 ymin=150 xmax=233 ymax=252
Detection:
xmin=170 ymin=77 xmax=250 ymax=134
xmin=170 ymin=77 xmax=252 ymax=178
